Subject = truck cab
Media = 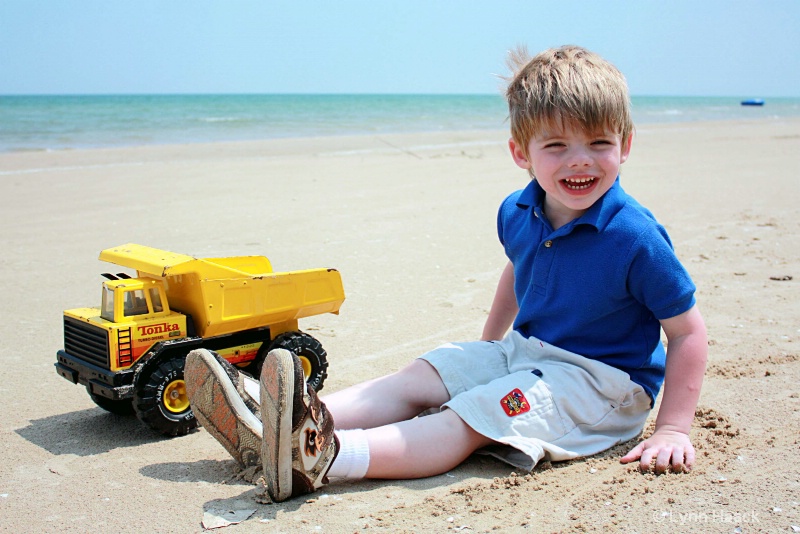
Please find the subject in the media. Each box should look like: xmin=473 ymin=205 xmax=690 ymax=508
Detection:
xmin=98 ymin=277 xmax=189 ymax=371
xmin=102 ymin=277 xmax=168 ymax=322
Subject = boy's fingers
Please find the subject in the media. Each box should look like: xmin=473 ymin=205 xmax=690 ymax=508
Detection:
xmin=622 ymin=437 xmax=695 ymax=473
xmin=654 ymin=448 xmax=674 ymax=473
xmin=684 ymin=445 xmax=696 ymax=469
xmin=620 ymin=441 xmax=645 ymax=463
xmin=670 ymin=447 xmax=687 ymax=472
xmin=638 ymin=447 xmax=656 ymax=472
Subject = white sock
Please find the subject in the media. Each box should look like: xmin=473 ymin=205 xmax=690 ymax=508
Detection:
xmin=327 ymin=428 xmax=370 ymax=479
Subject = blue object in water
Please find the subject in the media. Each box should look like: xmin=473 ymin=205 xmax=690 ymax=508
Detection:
xmin=741 ymin=99 xmax=765 ymax=106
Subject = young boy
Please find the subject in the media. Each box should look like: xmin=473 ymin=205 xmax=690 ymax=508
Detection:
xmin=185 ymin=45 xmax=707 ymax=503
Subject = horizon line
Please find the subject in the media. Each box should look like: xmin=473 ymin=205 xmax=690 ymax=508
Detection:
xmin=1 ymin=92 xmax=795 ymax=99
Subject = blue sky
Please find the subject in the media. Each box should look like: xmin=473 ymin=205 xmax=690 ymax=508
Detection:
xmin=1 ymin=1 xmax=799 ymax=97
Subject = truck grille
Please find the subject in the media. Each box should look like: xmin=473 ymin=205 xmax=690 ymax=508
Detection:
xmin=64 ymin=317 xmax=110 ymax=369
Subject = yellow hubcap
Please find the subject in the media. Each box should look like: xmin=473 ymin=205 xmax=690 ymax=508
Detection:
xmin=163 ymin=379 xmax=189 ymax=413
xmin=299 ymin=356 xmax=312 ymax=378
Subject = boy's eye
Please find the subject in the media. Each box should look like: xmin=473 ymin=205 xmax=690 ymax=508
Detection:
xmin=544 ymin=142 xmax=565 ymax=148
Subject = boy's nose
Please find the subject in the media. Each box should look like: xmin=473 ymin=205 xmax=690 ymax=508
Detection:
xmin=567 ymin=147 xmax=593 ymax=167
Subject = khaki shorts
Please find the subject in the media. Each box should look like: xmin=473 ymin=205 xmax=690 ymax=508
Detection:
xmin=419 ymin=331 xmax=652 ymax=471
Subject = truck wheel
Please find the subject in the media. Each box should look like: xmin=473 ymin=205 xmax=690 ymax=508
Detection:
xmin=268 ymin=332 xmax=328 ymax=392
xmin=133 ymin=357 xmax=197 ymax=436
xmin=87 ymin=388 xmax=135 ymax=416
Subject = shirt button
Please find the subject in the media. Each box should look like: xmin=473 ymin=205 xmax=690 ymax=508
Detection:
xmin=544 ymin=240 xmax=553 ymax=248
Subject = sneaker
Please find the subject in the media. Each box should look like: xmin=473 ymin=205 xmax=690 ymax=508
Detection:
xmin=185 ymin=349 xmax=263 ymax=468
xmin=209 ymin=351 xmax=262 ymax=416
xmin=260 ymin=349 xmax=338 ymax=502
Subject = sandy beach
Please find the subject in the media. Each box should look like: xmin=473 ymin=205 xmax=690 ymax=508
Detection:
xmin=1 ymin=118 xmax=798 ymax=532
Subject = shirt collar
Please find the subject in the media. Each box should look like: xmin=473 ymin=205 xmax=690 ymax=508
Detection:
xmin=515 ymin=177 xmax=627 ymax=232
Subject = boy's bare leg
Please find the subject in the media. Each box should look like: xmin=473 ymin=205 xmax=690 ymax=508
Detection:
xmin=323 ymin=360 xmax=495 ymax=479
xmin=363 ymin=408 xmax=494 ymax=479
xmin=258 ymin=352 xmax=496 ymax=501
xmin=322 ymin=359 xmax=450 ymax=430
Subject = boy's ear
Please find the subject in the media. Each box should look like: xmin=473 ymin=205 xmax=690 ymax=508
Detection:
xmin=508 ymin=138 xmax=532 ymax=170
xmin=620 ymin=133 xmax=633 ymax=163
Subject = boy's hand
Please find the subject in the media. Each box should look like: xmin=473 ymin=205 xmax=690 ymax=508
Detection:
xmin=620 ymin=427 xmax=695 ymax=473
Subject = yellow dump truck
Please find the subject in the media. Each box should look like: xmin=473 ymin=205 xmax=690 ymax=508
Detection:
xmin=55 ymin=244 xmax=345 ymax=436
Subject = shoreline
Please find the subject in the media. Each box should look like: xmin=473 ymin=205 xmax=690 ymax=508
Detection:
xmin=3 ymin=116 xmax=800 ymax=168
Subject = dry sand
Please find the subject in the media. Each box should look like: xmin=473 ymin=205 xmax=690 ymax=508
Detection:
xmin=1 ymin=118 xmax=798 ymax=532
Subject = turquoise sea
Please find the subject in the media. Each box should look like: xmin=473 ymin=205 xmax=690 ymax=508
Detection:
xmin=2 ymin=94 xmax=799 ymax=153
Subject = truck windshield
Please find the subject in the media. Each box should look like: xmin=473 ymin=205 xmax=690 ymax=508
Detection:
xmin=124 ymin=289 xmax=149 ymax=317
xmin=101 ymin=286 xmax=115 ymax=322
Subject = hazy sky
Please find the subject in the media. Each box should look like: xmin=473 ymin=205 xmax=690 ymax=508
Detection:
xmin=2 ymin=0 xmax=799 ymax=97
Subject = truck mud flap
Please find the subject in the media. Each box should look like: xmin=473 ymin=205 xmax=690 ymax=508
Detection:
xmin=54 ymin=362 xmax=80 ymax=384
xmin=87 ymin=380 xmax=134 ymax=401
xmin=55 ymin=349 xmax=135 ymax=399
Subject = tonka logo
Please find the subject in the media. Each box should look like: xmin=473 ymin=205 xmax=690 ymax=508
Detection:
xmin=137 ymin=323 xmax=180 ymax=336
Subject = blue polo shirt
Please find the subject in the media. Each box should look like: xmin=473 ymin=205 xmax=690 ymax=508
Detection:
xmin=498 ymin=178 xmax=696 ymax=404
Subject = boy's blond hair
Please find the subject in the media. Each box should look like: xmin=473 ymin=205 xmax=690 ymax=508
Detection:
xmin=506 ymin=45 xmax=633 ymax=158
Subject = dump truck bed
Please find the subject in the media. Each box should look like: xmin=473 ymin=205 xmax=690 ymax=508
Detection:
xmin=100 ymin=244 xmax=345 ymax=338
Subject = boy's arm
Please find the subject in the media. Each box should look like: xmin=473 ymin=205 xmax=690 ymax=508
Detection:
xmin=621 ymin=304 xmax=707 ymax=473
xmin=481 ymin=261 xmax=518 ymax=341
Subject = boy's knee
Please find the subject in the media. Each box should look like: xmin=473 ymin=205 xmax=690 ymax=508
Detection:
xmin=438 ymin=409 xmax=494 ymax=448
xmin=401 ymin=358 xmax=440 ymax=380
xmin=398 ymin=359 xmax=449 ymax=406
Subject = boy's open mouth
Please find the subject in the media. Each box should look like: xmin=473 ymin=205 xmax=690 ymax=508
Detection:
xmin=562 ymin=177 xmax=596 ymax=191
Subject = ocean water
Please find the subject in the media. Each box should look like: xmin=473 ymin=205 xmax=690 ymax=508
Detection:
xmin=1 ymin=94 xmax=799 ymax=153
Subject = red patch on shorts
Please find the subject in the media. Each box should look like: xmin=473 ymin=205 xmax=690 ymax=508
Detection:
xmin=501 ymin=388 xmax=530 ymax=417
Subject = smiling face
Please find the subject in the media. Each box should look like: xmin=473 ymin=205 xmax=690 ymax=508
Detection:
xmin=510 ymin=122 xmax=632 ymax=229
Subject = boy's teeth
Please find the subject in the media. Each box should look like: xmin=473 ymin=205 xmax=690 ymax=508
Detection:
xmin=564 ymin=177 xmax=594 ymax=190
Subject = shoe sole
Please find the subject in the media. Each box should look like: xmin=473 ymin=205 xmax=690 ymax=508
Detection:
xmin=260 ymin=349 xmax=295 ymax=502
xmin=185 ymin=350 xmax=263 ymax=468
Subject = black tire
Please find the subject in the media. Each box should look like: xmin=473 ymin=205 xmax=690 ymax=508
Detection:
xmin=87 ymin=388 xmax=135 ymax=416
xmin=266 ymin=332 xmax=328 ymax=392
xmin=133 ymin=356 xmax=197 ymax=436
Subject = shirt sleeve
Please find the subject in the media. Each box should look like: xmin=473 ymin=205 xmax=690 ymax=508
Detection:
xmin=497 ymin=191 xmax=518 ymax=249
xmin=626 ymin=224 xmax=697 ymax=320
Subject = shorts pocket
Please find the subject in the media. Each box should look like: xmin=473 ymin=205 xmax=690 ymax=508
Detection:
xmin=545 ymin=362 xmax=627 ymax=429
xmin=508 ymin=374 xmax=570 ymax=442
xmin=451 ymin=371 xmax=570 ymax=444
